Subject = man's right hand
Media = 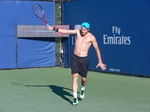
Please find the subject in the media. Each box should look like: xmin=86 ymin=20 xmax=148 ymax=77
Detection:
xmin=47 ymin=26 xmax=54 ymax=31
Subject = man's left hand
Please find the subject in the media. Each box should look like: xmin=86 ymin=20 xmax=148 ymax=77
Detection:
xmin=96 ymin=62 xmax=107 ymax=70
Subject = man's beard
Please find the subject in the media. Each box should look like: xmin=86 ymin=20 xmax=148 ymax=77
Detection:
xmin=80 ymin=30 xmax=88 ymax=37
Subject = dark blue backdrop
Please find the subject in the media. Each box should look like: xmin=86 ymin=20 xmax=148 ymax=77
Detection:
xmin=0 ymin=1 xmax=55 ymax=69
xmin=63 ymin=0 xmax=150 ymax=76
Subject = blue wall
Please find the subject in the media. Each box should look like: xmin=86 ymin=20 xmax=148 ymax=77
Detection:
xmin=63 ymin=0 xmax=150 ymax=76
xmin=0 ymin=1 xmax=55 ymax=69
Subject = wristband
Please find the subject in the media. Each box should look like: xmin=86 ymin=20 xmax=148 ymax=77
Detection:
xmin=53 ymin=27 xmax=59 ymax=32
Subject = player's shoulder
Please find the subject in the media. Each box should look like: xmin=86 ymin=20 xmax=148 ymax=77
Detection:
xmin=74 ymin=29 xmax=80 ymax=34
xmin=88 ymin=32 xmax=96 ymax=39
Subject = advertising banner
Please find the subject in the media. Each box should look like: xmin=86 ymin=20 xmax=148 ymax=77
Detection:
xmin=63 ymin=0 xmax=150 ymax=76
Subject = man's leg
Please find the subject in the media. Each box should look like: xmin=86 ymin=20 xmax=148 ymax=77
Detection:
xmin=80 ymin=77 xmax=87 ymax=99
xmin=81 ymin=77 xmax=87 ymax=87
xmin=72 ymin=73 xmax=79 ymax=106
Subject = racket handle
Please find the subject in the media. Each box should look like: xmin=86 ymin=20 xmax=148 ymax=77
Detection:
xmin=46 ymin=23 xmax=50 ymax=28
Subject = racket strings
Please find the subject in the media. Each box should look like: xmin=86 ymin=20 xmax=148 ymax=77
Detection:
xmin=33 ymin=4 xmax=49 ymax=27
xmin=34 ymin=5 xmax=44 ymax=19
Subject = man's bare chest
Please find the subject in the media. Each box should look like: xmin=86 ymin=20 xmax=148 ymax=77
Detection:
xmin=75 ymin=37 xmax=92 ymax=48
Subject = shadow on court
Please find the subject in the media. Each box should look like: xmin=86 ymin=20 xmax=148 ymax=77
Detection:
xmin=11 ymin=82 xmax=73 ymax=105
xmin=49 ymin=85 xmax=73 ymax=104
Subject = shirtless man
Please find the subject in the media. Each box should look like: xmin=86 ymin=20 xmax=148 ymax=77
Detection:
xmin=48 ymin=22 xmax=106 ymax=106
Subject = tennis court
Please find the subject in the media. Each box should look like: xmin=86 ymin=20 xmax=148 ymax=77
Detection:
xmin=0 ymin=68 xmax=149 ymax=112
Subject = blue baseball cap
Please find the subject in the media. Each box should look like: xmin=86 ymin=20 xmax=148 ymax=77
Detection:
xmin=81 ymin=22 xmax=90 ymax=29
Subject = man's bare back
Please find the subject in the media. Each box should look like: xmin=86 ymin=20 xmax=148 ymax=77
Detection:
xmin=74 ymin=29 xmax=94 ymax=57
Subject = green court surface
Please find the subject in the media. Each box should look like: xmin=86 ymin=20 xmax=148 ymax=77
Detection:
xmin=0 ymin=68 xmax=150 ymax=112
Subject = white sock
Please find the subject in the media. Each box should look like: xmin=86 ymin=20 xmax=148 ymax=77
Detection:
xmin=81 ymin=86 xmax=86 ymax=91
xmin=73 ymin=91 xmax=77 ymax=98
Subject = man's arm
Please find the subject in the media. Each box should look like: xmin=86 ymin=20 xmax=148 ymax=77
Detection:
xmin=47 ymin=26 xmax=77 ymax=34
xmin=92 ymin=36 xmax=106 ymax=70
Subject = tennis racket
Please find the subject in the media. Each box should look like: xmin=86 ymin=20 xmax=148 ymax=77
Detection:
xmin=33 ymin=4 xmax=50 ymax=28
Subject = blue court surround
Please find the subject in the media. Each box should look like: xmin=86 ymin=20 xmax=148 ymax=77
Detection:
xmin=0 ymin=1 xmax=55 ymax=68
xmin=63 ymin=0 xmax=150 ymax=76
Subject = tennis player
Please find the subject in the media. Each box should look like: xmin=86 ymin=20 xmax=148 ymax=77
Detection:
xmin=48 ymin=22 xmax=106 ymax=106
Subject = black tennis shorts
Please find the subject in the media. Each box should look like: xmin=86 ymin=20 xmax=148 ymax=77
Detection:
xmin=71 ymin=54 xmax=89 ymax=78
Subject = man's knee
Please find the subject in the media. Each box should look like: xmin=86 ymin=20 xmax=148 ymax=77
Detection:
xmin=82 ymin=77 xmax=87 ymax=82
xmin=72 ymin=73 xmax=78 ymax=79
